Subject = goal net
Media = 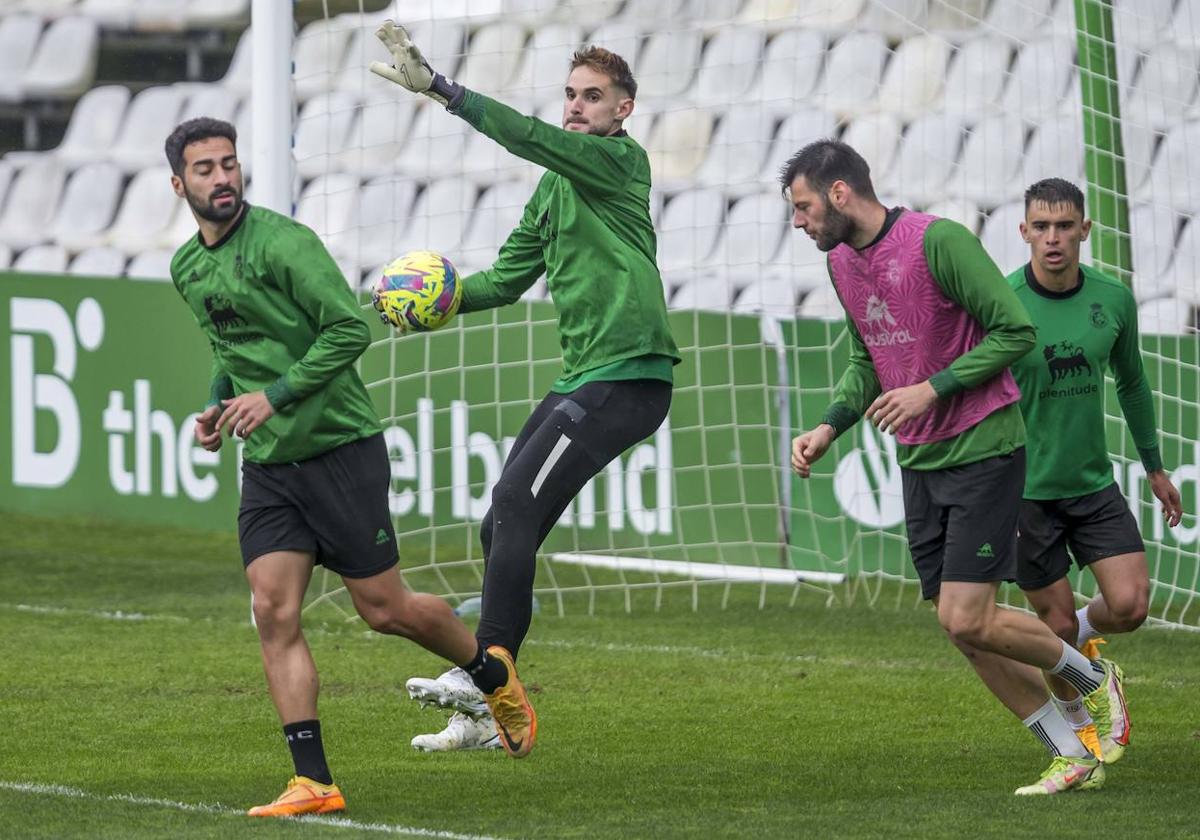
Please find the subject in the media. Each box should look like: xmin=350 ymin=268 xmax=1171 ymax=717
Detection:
xmin=286 ymin=0 xmax=1199 ymax=627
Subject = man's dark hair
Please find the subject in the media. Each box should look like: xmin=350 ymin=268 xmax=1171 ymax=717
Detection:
xmin=570 ymin=45 xmax=637 ymax=99
xmin=1024 ymin=177 xmax=1085 ymax=216
xmin=778 ymin=139 xmax=877 ymax=201
xmin=164 ymin=117 xmax=238 ymax=176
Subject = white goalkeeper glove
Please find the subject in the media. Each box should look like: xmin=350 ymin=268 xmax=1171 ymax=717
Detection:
xmin=369 ymin=20 xmax=463 ymax=108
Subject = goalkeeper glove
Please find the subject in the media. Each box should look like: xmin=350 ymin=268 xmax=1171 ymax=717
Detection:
xmin=369 ymin=20 xmax=464 ymax=108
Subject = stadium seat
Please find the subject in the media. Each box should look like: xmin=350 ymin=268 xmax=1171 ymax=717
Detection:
xmin=768 ymin=224 xmax=831 ymax=295
xmin=875 ymin=35 xmax=949 ymax=120
xmin=797 ymin=283 xmax=844 ymax=320
xmin=669 ymin=276 xmax=738 ymax=312
xmin=840 ymin=113 xmax=901 ymax=185
xmin=133 ymin=0 xmax=190 ymax=32
xmin=1000 ymin=38 xmax=1076 ymax=122
xmin=755 ymin=0 xmax=865 ymax=32
xmin=336 ymin=97 xmax=418 ymax=177
xmin=554 ymin=0 xmax=623 ymax=28
xmin=327 ymin=175 xmax=418 ymax=270
xmin=184 ymin=0 xmax=250 ymax=29
xmin=857 ymin=0 xmax=928 ymax=40
xmin=583 ymin=20 xmax=642 ymax=67
xmin=106 ymin=166 xmax=179 ymax=253
xmin=69 ymin=246 xmax=127 ymax=277
xmin=1153 ymin=213 xmax=1200 ymax=302
xmin=460 ymin=105 xmax=544 ymax=184
xmin=294 ymin=15 xmax=356 ymax=102
xmin=294 ymin=173 xmax=359 ymax=250
xmin=0 ymin=159 xmax=13 ymax=214
xmin=503 ymin=23 xmax=583 ymax=107
xmin=13 ymin=244 xmax=68 ymax=273
xmin=1123 ymin=41 xmax=1200 ymax=131
xmin=744 ymin=28 xmax=825 ymax=115
xmin=519 ymin=278 xmax=549 ymax=301
xmin=689 ymin=26 xmax=764 ymax=106
xmin=109 ymin=85 xmax=186 ymax=173
xmin=1137 ymin=297 xmax=1196 ymax=335
xmin=125 ymin=249 xmax=174 ymax=281
xmin=709 ymin=192 xmax=789 ymax=281
xmin=1120 ymin=118 xmax=1157 ymax=195
xmin=1129 ymin=204 xmax=1180 ymax=287
xmin=50 ymin=161 xmax=124 ymax=253
xmin=455 ymin=181 xmax=530 ymax=274
xmin=12 ymin=0 xmax=79 ymax=17
xmin=391 ymin=176 xmax=477 ymax=257
xmin=976 ymin=0 xmax=1056 ymax=43
xmin=880 ymin=112 xmax=966 ymax=207
xmin=979 ymin=201 xmax=1029 ymax=276
xmin=395 ymin=104 xmax=472 ymax=180
xmin=657 ymin=187 xmax=725 ymax=274
xmin=638 ymin=29 xmax=703 ymax=102
xmin=925 ymin=0 xmax=987 ymax=35
xmin=0 ymin=14 xmax=43 ymax=103
xmin=219 ymin=26 xmax=253 ymax=98
xmin=816 ymin=31 xmax=887 ymax=117
xmin=21 ymin=15 xmax=98 ymax=100
xmin=732 ymin=275 xmax=799 ymax=317
xmin=335 ymin=16 xmax=466 ymax=102
xmin=0 ymin=155 xmax=66 ymax=250
xmin=294 ymin=92 xmax=358 ymax=179
xmin=922 ymin=199 xmax=983 ymax=235
xmin=687 ymin=0 xmax=744 ymax=27
xmin=937 ymin=37 xmax=1011 ymax=119
xmin=1114 ymin=0 xmax=1175 ymax=54
xmin=1141 ymin=121 xmax=1200 ymax=214
xmin=1021 ymin=113 xmax=1084 ymax=186
xmin=693 ymin=103 xmax=777 ymax=195
xmin=51 ymin=85 xmax=128 ymax=168
xmin=645 ymin=108 xmax=715 ymax=187
xmin=176 ymin=83 xmax=240 ymax=125
xmin=77 ymin=0 xmax=135 ymax=28
xmin=455 ymin=22 xmax=527 ymax=96
xmin=756 ymin=106 xmax=839 ymax=184
xmin=0 ymin=243 xmax=11 ymax=270
xmin=618 ymin=0 xmax=688 ymax=27
xmin=944 ymin=114 xmax=1026 ymax=206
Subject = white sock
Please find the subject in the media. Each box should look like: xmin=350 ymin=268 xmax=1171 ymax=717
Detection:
xmin=1052 ymin=693 xmax=1092 ymax=729
xmin=1076 ymin=604 xmax=1098 ymax=646
xmin=1049 ymin=641 xmax=1105 ymax=696
xmin=1023 ymin=700 xmax=1091 ymax=758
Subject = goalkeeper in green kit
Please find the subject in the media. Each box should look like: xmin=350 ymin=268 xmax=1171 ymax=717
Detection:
xmin=1008 ymin=178 xmax=1184 ymax=764
xmin=370 ymin=22 xmax=680 ymax=755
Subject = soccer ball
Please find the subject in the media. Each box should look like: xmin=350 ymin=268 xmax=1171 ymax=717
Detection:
xmin=372 ymin=250 xmax=462 ymax=332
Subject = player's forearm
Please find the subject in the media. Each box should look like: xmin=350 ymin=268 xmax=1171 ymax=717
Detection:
xmin=266 ymin=319 xmax=371 ymax=408
xmin=207 ymin=372 xmax=234 ymax=409
xmin=931 ymin=320 xmax=1036 ymax=396
xmin=448 ymin=90 xmax=630 ymax=194
xmin=1115 ymin=378 xmax=1164 ymax=472
xmin=824 ymin=366 xmax=882 ymax=436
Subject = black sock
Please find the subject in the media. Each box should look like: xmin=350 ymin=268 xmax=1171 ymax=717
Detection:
xmin=283 ymin=719 xmax=333 ymax=785
xmin=461 ymin=644 xmax=508 ymax=694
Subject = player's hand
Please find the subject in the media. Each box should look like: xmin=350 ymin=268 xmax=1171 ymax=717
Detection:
xmin=866 ymin=381 xmax=938 ymax=435
xmin=194 ymin=404 xmax=222 ymax=452
xmin=791 ymin=424 xmax=836 ymax=478
xmin=370 ymin=20 xmax=454 ymax=106
xmin=1148 ymin=469 xmax=1184 ymax=527
xmin=215 ymin=392 xmax=275 ymax=440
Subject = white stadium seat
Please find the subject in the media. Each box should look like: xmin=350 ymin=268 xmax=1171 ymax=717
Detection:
xmin=394 ymin=104 xmax=472 ymax=180
xmin=177 ymin=83 xmax=240 ymax=125
xmin=185 ymin=0 xmax=250 ymax=29
xmin=0 ymin=243 xmax=12 ymax=270
xmin=0 ymin=155 xmax=66 ymax=250
xmin=978 ymin=0 xmax=1056 ymax=43
xmin=391 ymin=177 xmax=477 ymax=257
xmin=944 ymin=114 xmax=1026 ymax=206
xmin=22 ymin=15 xmax=98 ymax=100
xmin=1000 ymin=38 xmax=1076 ymax=122
xmin=690 ymin=26 xmax=765 ymax=107
xmin=69 ymin=246 xmax=127 ymax=277
xmin=1114 ymin=0 xmax=1176 ymax=54
xmin=133 ymin=0 xmax=189 ymax=32
xmin=670 ymin=276 xmax=738 ymax=312
xmin=77 ymin=0 xmax=134 ymax=28
xmin=645 ymin=108 xmax=715 ymax=187
xmin=50 ymin=161 xmax=124 ymax=253
xmin=816 ymin=31 xmax=887 ymax=117
xmin=745 ymin=29 xmax=826 ymax=115
xmin=51 ymin=85 xmax=130 ymax=167
xmin=876 ymin=35 xmax=949 ymax=120
xmin=733 ymin=275 xmax=800 ymax=317
xmin=923 ymin=199 xmax=983 ymax=235
xmin=979 ymin=201 xmax=1029 ymax=276
xmin=1123 ymin=41 xmax=1200 ymax=131
xmin=219 ymin=27 xmax=253 ymax=98
xmin=0 ymin=160 xmax=13 ymax=214
xmin=14 ymin=244 xmax=69 ymax=273
xmin=938 ymin=37 xmax=1012 ymax=119
xmin=1137 ymin=298 xmax=1196 ymax=335
xmin=618 ymin=0 xmax=688 ymax=26
xmin=0 ymin=14 xmax=43 ymax=103
xmin=768 ymin=224 xmax=832 ymax=295
xmin=327 ymin=175 xmax=419 ymax=270
xmin=459 ymin=105 xmax=543 ymax=185
xmin=583 ymin=20 xmax=642 ymax=67
xmin=293 ymin=92 xmax=358 ymax=180
xmin=125 ymin=249 xmax=174 ymax=281
xmin=709 ymin=192 xmax=789 ymax=280
xmin=336 ymin=98 xmax=419 ymax=177
xmin=294 ymin=173 xmax=359 ymax=250
xmin=694 ymin=103 xmax=778 ymax=195
xmin=293 ymin=16 xmax=355 ymax=102
xmin=880 ymin=112 xmax=966 ymax=207
xmin=1021 ymin=113 xmax=1085 ymax=186
xmin=857 ymin=0 xmax=928 ymax=40
xmin=454 ymin=181 xmax=531 ymax=275
xmin=109 ymin=85 xmax=185 ymax=173
xmin=554 ymin=0 xmax=623 ymax=29
xmin=638 ymin=29 xmax=702 ymax=102
xmin=1154 ymin=214 xmax=1200 ymax=302
xmin=1141 ymin=121 xmax=1200 ymax=214
xmin=1129 ymin=204 xmax=1180 ymax=286
xmin=757 ymin=106 xmax=839 ymax=184
xmin=503 ymin=23 xmax=583 ymax=107
xmin=797 ymin=283 xmax=844 ymax=321
xmin=106 ymin=167 xmax=179 ymax=254
xmin=840 ymin=113 xmax=901 ymax=185
xmin=455 ymin=22 xmax=527 ymax=96
xmin=656 ymin=187 xmax=725 ymax=274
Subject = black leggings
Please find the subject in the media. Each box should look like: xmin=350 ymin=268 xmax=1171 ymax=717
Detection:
xmin=475 ymin=378 xmax=672 ymax=658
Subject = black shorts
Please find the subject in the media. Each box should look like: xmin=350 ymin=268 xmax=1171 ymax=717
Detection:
xmin=238 ymin=433 xmax=398 ymax=579
xmin=902 ymin=449 xmax=1025 ymax=600
xmin=1017 ymin=482 xmax=1145 ymax=591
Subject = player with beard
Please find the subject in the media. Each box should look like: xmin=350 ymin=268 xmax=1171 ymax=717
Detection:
xmin=785 ymin=140 xmax=1121 ymax=795
xmin=164 ymin=117 xmax=517 ymax=814
xmin=369 ymin=25 xmax=679 ymax=756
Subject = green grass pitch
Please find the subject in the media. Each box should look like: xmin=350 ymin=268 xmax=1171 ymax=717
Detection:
xmin=1 ymin=511 xmax=1198 ymax=839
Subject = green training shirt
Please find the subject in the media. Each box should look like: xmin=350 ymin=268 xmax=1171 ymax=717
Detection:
xmin=447 ymin=90 xmax=680 ymax=393
xmin=822 ymin=215 xmax=1033 ymax=471
xmin=1008 ymin=263 xmax=1163 ymax=499
xmin=170 ymin=204 xmax=381 ymax=464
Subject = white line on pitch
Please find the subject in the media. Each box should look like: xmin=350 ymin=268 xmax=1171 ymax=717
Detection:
xmin=0 ymin=603 xmax=188 ymax=622
xmin=0 ymin=781 xmax=509 ymax=840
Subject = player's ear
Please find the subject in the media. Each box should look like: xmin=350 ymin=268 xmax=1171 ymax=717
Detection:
xmin=828 ymin=180 xmax=849 ymax=208
xmin=170 ymin=174 xmax=185 ymax=198
xmin=1080 ymin=217 xmax=1092 ymax=241
xmin=615 ymin=95 xmax=634 ymax=121
xmin=1019 ymin=221 xmax=1030 ymax=243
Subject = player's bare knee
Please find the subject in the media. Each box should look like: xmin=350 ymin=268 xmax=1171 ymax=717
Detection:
xmin=938 ymin=609 xmax=988 ymax=649
xmin=252 ymin=594 xmax=301 ymax=638
xmin=1110 ymin=592 xmax=1148 ymax=631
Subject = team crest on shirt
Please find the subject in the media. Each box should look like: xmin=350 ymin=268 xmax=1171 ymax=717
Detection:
xmin=1089 ymin=303 xmax=1108 ymax=328
xmin=884 ymin=258 xmax=903 ymax=285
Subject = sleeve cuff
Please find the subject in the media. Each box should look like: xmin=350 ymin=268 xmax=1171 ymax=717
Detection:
xmin=928 ymin=368 xmax=964 ymax=398
xmin=820 ymin=404 xmax=861 ymax=438
xmin=265 ymin=377 xmax=298 ymax=410
xmin=444 ymin=84 xmax=481 ymax=125
xmin=1138 ymin=446 xmax=1164 ymax=474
